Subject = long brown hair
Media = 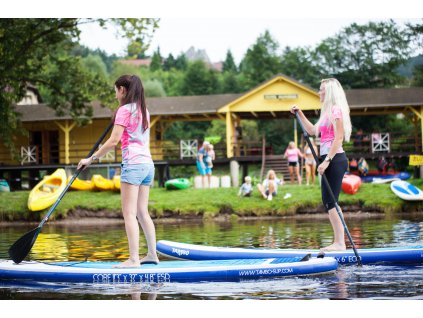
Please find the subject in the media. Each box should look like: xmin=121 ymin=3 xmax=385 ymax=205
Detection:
xmin=114 ymin=75 xmax=149 ymax=131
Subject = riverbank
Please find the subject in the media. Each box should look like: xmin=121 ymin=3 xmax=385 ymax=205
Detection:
xmin=1 ymin=180 xmax=423 ymax=222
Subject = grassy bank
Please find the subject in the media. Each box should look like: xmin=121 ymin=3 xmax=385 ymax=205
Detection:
xmin=1 ymin=179 xmax=423 ymax=222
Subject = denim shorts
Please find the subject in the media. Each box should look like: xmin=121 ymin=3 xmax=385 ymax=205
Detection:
xmin=196 ymin=160 xmax=212 ymax=175
xmin=120 ymin=163 xmax=155 ymax=186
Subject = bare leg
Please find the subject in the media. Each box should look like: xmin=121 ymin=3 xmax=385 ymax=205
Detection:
xmin=320 ymin=208 xmax=346 ymax=252
xmin=305 ymin=164 xmax=311 ymax=185
xmin=137 ymin=185 xmax=159 ymax=264
xmin=295 ymin=165 xmax=302 ymax=185
xmin=257 ymin=184 xmax=267 ymax=199
xmin=207 ymin=173 xmax=211 ymax=188
xmin=288 ymin=166 xmax=294 ymax=184
xmin=311 ymin=164 xmax=316 ymax=185
xmin=202 ymin=175 xmax=206 ymax=188
xmin=114 ymin=182 xmax=141 ymax=268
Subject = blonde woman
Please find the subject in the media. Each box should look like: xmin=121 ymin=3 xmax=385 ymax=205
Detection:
xmin=283 ymin=141 xmax=303 ymax=185
xmin=291 ymin=78 xmax=352 ymax=252
xmin=304 ymin=138 xmax=318 ymax=186
xmin=257 ymin=170 xmax=283 ymax=201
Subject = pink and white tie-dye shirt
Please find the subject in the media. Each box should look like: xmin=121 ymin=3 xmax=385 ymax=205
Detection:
xmin=319 ymin=106 xmax=344 ymax=156
xmin=114 ymin=103 xmax=153 ymax=165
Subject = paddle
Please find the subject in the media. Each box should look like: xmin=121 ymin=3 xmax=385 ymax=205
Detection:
xmin=294 ymin=111 xmax=362 ymax=266
xmin=8 ymin=121 xmax=114 ymax=264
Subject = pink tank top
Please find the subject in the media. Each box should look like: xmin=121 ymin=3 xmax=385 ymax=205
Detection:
xmin=319 ymin=106 xmax=344 ymax=156
xmin=284 ymin=148 xmax=301 ymax=162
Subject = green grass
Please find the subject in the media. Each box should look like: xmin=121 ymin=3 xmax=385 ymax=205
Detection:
xmin=1 ymin=179 xmax=423 ymax=222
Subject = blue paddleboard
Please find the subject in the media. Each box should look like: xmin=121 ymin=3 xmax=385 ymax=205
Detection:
xmin=157 ymin=240 xmax=423 ymax=265
xmin=0 ymin=257 xmax=337 ymax=284
xmin=390 ymin=180 xmax=423 ymax=201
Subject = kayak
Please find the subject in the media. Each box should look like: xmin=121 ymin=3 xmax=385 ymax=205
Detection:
xmin=165 ymin=178 xmax=191 ymax=190
xmin=156 ymin=240 xmax=423 ymax=266
xmin=351 ymin=171 xmax=411 ymax=183
xmin=113 ymin=175 xmax=121 ymax=191
xmin=68 ymin=176 xmax=94 ymax=191
xmin=390 ymin=180 xmax=423 ymax=201
xmin=27 ymin=169 xmax=67 ymax=211
xmin=341 ymin=174 xmax=361 ymax=194
xmin=0 ymin=257 xmax=337 ymax=283
xmin=0 ymin=179 xmax=10 ymax=192
xmin=91 ymin=174 xmax=114 ymax=191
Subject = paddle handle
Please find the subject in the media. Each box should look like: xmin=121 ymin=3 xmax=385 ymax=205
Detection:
xmin=294 ymin=111 xmax=362 ymax=266
xmin=40 ymin=120 xmax=114 ymax=226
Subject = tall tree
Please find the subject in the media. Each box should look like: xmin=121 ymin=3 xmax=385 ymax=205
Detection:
xmin=0 ymin=18 xmax=159 ymax=156
xmin=174 ymin=53 xmax=188 ymax=71
xmin=280 ymin=46 xmax=322 ymax=88
xmin=181 ymin=60 xmax=220 ymax=95
xmin=222 ymin=50 xmax=238 ymax=73
xmin=239 ymin=30 xmax=282 ymax=89
xmin=163 ymin=53 xmax=176 ymax=71
xmin=150 ymin=47 xmax=163 ymax=71
xmin=314 ymin=20 xmax=413 ymax=88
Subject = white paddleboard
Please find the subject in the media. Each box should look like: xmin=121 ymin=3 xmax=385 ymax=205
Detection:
xmin=390 ymin=180 xmax=423 ymax=201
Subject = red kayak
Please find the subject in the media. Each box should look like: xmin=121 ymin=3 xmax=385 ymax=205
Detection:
xmin=342 ymin=174 xmax=362 ymax=194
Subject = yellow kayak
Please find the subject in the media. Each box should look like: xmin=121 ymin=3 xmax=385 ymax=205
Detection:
xmin=113 ymin=175 xmax=121 ymax=191
xmin=68 ymin=176 xmax=94 ymax=191
xmin=28 ymin=168 xmax=67 ymax=211
xmin=91 ymin=174 xmax=114 ymax=191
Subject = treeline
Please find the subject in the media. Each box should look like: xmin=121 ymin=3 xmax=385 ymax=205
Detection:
xmin=74 ymin=20 xmax=422 ymax=152
xmin=1 ymin=19 xmax=422 ymax=156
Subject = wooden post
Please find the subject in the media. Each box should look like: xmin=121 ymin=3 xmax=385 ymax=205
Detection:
xmin=226 ymin=111 xmax=234 ymax=158
xmin=55 ymin=120 xmax=76 ymax=164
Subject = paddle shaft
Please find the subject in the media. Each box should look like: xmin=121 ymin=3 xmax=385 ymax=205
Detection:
xmin=39 ymin=121 xmax=114 ymax=227
xmin=294 ymin=111 xmax=362 ymax=266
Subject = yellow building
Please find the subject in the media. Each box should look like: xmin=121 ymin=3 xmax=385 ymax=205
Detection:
xmin=1 ymin=74 xmax=423 ymax=179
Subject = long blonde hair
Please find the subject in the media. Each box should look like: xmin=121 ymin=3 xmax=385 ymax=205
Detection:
xmin=315 ymin=78 xmax=352 ymax=142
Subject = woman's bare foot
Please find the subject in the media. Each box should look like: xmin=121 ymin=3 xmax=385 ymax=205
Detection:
xmin=140 ymin=254 xmax=159 ymax=265
xmin=320 ymin=243 xmax=346 ymax=252
xmin=113 ymin=259 xmax=140 ymax=268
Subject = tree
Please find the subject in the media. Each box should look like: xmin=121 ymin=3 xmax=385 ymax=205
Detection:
xmin=314 ymin=20 xmax=413 ymax=88
xmin=143 ymin=79 xmax=166 ymax=97
xmin=174 ymin=53 xmax=188 ymax=71
xmin=163 ymin=53 xmax=176 ymax=71
xmin=181 ymin=60 xmax=220 ymax=95
xmin=150 ymin=47 xmax=163 ymax=71
xmin=222 ymin=50 xmax=238 ymax=73
xmin=280 ymin=46 xmax=322 ymax=88
xmin=239 ymin=30 xmax=282 ymax=89
xmin=0 ymin=18 xmax=159 ymax=156
xmin=221 ymin=72 xmax=241 ymax=93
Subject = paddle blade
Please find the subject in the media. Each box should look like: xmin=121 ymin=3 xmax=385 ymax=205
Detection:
xmin=8 ymin=227 xmax=41 ymax=264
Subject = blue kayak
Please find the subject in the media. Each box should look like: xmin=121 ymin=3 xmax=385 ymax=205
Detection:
xmin=156 ymin=240 xmax=423 ymax=265
xmin=0 ymin=257 xmax=337 ymax=283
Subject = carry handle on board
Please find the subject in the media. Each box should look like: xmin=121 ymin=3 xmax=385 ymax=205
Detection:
xmin=8 ymin=121 xmax=115 ymax=264
xmin=294 ymin=110 xmax=362 ymax=266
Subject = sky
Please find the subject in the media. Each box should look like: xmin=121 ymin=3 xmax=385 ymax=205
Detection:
xmin=78 ymin=18 xmax=421 ymax=64
xmin=3 ymin=0 xmax=422 ymax=65
xmin=79 ymin=18 xmax=360 ymax=63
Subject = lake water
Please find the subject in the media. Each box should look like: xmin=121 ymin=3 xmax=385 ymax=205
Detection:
xmin=0 ymin=214 xmax=422 ymax=300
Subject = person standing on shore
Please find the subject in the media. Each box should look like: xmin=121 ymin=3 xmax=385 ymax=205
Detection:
xmin=196 ymin=141 xmax=212 ymax=188
xmin=78 ymin=74 xmax=159 ymax=267
xmin=284 ymin=141 xmax=303 ymax=185
xmin=304 ymin=137 xmax=318 ymax=186
xmin=291 ymin=78 xmax=352 ymax=252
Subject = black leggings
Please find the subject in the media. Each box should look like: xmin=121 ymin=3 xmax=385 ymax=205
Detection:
xmin=320 ymin=153 xmax=348 ymax=211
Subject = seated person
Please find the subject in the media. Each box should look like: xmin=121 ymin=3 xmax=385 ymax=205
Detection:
xmin=257 ymin=170 xmax=283 ymax=201
xmin=238 ymin=176 xmax=253 ymax=197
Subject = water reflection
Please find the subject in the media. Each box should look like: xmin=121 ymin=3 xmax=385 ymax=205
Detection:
xmin=0 ymin=215 xmax=423 ymax=299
